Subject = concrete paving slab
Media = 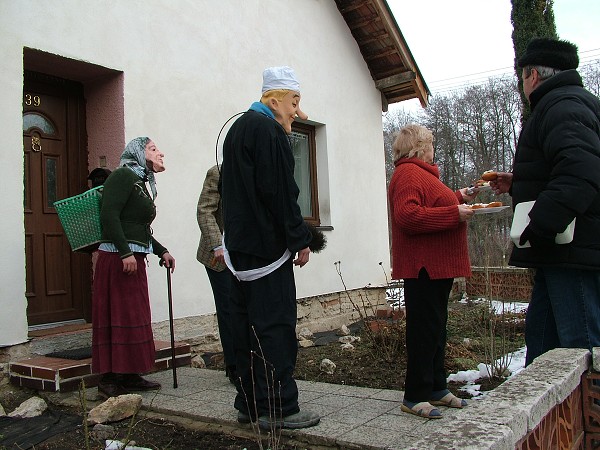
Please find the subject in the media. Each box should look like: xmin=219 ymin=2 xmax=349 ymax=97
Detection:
xmin=360 ymin=411 xmax=425 ymax=435
xmin=121 ymin=351 xmax=588 ymax=450
xmin=307 ymin=392 xmax=366 ymax=409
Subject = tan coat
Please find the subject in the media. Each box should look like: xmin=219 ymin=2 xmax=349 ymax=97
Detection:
xmin=196 ymin=165 xmax=226 ymax=272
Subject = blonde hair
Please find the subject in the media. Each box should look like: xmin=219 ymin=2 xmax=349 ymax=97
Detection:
xmin=392 ymin=124 xmax=433 ymax=162
xmin=260 ymin=89 xmax=293 ymax=104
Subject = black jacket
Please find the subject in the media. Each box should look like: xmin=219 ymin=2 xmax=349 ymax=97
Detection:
xmin=221 ymin=109 xmax=311 ymax=263
xmin=509 ymin=70 xmax=600 ymax=269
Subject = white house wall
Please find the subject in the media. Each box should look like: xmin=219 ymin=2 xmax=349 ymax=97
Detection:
xmin=0 ymin=0 xmax=391 ymax=346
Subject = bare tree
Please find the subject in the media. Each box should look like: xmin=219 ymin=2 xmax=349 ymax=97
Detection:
xmin=581 ymin=59 xmax=600 ymax=97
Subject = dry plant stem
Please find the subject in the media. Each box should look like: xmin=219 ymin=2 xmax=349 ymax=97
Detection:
xmin=334 ymin=261 xmax=377 ymax=321
xmin=481 ymin=254 xmax=513 ymax=379
xmin=123 ymin=393 xmax=161 ymax=448
xmin=122 ymin=411 xmax=140 ymax=448
xmin=78 ymin=380 xmax=90 ymax=450
xmin=239 ymin=326 xmax=283 ymax=450
xmin=379 ymin=261 xmax=391 ymax=286
xmin=255 ymin=327 xmax=282 ymax=450
xmin=334 ymin=261 xmax=402 ymax=363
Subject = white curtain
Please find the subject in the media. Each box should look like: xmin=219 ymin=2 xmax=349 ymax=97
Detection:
xmin=289 ymin=131 xmax=311 ymax=217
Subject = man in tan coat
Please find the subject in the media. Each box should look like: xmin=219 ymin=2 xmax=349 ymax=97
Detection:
xmin=196 ymin=164 xmax=236 ymax=382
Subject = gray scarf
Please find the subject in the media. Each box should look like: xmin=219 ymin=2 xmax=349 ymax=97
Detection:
xmin=119 ymin=137 xmax=157 ymax=199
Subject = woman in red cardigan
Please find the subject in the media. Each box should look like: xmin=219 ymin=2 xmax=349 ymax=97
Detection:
xmin=388 ymin=124 xmax=476 ymax=419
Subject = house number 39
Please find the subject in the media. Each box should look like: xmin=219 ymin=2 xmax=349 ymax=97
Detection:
xmin=24 ymin=93 xmax=41 ymax=107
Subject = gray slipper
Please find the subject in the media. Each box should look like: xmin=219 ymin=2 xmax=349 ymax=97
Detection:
xmin=401 ymin=401 xmax=442 ymax=419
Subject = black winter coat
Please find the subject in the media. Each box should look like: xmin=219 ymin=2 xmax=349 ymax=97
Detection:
xmin=509 ymin=70 xmax=600 ymax=269
xmin=221 ymin=109 xmax=311 ymax=263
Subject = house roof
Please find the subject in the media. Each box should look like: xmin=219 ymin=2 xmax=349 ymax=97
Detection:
xmin=335 ymin=0 xmax=430 ymax=109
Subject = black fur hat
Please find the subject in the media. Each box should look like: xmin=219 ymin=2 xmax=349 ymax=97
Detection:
xmin=518 ymin=37 xmax=579 ymax=70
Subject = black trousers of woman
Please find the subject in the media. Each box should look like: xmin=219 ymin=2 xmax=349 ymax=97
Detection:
xmin=403 ymin=268 xmax=453 ymax=403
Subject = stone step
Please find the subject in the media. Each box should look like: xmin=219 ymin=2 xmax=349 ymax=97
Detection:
xmin=9 ymin=340 xmax=191 ymax=393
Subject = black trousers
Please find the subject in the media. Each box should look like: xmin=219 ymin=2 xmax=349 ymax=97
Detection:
xmin=228 ymin=252 xmax=299 ymax=417
xmin=403 ymin=268 xmax=453 ymax=403
xmin=205 ymin=266 xmax=236 ymax=369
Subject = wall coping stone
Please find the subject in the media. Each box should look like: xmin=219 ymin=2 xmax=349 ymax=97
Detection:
xmin=397 ymin=348 xmax=590 ymax=449
xmin=592 ymin=347 xmax=600 ymax=372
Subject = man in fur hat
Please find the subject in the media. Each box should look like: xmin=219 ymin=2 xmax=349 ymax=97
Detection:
xmin=492 ymin=38 xmax=600 ymax=365
xmin=220 ymin=66 xmax=321 ymax=429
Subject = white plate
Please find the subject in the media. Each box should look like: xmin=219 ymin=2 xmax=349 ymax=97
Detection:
xmin=472 ymin=206 xmax=510 ymax=214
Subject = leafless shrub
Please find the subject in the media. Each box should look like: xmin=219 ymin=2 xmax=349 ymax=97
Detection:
xmin=334 ymin=261 xmax=405 ymax=363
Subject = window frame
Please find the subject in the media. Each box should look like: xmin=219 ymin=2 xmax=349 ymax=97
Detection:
xmin=290 ymin=121 xmax=320 ymax=226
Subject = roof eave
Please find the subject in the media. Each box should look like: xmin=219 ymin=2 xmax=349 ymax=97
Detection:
xmin=335 ymin=0 xmax=430 ymax=109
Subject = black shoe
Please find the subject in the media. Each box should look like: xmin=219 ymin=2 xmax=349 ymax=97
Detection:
xmin=237 ymin=411 xmax=252 ymax=424
xmin=120 ymin=374 xmax=161 ymax=391
xmin=258 ymin=410 xmax=320 ymax=430
xmin=97 ymin=382 xmax=129 ymax=398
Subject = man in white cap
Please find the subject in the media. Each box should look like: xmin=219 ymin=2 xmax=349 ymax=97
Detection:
xmin=220 ymin=66 xmax=320 ymax=429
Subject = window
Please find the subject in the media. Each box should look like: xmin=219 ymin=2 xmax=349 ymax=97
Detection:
xmin=23 ymin=112 xmax=56 ymax=134
xmin=290 ymin=122 xmax=319 ymax=225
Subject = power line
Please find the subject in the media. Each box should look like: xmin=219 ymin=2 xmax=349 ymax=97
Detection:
xmin=427 ymin=48 xmax=600 ymax=89
xmin=390 ymin=53 xmax=600 ymax=113
xmin=429 ymin=57 xmax=600 ymax=96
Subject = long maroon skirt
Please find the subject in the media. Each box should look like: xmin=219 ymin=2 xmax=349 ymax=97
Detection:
xmin=92 ymin=251 xmax=155 ymax=374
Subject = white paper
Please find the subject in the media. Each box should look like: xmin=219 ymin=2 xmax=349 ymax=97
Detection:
xmin=510 ymin=200 xmax=576 ymax=248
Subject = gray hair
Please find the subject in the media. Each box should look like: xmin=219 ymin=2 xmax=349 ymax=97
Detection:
xmin=524 ymin=65 xmax=561 ymax=81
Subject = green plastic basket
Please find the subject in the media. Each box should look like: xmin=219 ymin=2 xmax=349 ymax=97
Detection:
xmin=53 ymin=186 xmax=103 ymax=253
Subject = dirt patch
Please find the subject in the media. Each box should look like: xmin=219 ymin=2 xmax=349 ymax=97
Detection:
xmin=23 ymin=414 xmax=275 ymax=450
xmin=0 ymin=299 xmax=525 ymax=449
xmin=293 ymin=299 xmax=525 ymax=397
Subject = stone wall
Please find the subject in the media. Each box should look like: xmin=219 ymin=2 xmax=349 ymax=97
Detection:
xmin=296 ymin=285 xmax=387 ymax=332
xmin=152 ymin=285 xmax=388 ymax=355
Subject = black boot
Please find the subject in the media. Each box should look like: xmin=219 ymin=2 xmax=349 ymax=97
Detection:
xmin=120 ymin=373 xmax=161 ymax=391
xmin=97 ymin=373 xmax=129 ymax=398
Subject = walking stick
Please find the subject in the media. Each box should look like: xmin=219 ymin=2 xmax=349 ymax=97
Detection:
xmin=159 ymin=260 xmax=178 ymax=388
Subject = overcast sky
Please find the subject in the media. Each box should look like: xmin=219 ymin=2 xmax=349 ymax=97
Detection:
xmin=387 ymin=0 xmax=600 ymax=106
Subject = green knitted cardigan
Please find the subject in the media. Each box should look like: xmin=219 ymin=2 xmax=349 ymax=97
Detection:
xmin=100 ymin=167 xmax=168 ymax=259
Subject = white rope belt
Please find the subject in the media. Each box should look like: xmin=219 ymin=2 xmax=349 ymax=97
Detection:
xmin=222 ymin=234 xmax=290 ymax=281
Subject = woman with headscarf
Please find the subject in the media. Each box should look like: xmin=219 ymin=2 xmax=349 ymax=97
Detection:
xmin=93 ymin=137 xmax=175 ymax=398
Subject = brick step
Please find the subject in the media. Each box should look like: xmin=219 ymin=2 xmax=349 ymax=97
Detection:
xmin=9 ymin=340 xmax=191 ymax=393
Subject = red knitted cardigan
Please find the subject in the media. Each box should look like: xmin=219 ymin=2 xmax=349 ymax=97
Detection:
xmin=388 ymin=157 xmax=472 ymax=280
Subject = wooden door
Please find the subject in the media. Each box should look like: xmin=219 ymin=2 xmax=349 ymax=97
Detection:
xmin=23 ymin=71 xmax=91 ymax=326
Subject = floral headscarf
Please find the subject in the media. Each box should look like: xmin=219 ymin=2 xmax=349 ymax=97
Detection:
xmin=119 ymin=137 xmax=157 ymax=199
